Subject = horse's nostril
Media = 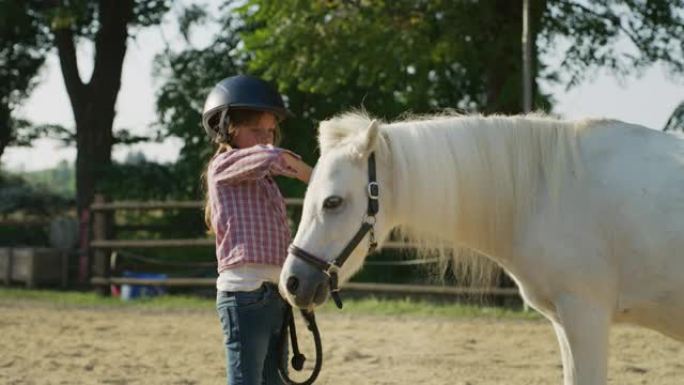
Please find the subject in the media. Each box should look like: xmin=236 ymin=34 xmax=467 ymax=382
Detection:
xmin=286 ymin=276 xmax=299 ymax=295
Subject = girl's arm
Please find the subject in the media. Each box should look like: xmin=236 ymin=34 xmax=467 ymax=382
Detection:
xmin=210 ymin=145 xmax=297 ymax=184
xmin=281 ymin=152 xmax=313 ymax=184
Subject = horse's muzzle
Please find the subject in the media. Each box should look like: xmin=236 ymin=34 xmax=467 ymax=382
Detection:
xmin=280 ymin=255 xmax=330 ymax=309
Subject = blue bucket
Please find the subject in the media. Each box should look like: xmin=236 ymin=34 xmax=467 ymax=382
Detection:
xmin=120 ymin=271 xmax=168 ymax=301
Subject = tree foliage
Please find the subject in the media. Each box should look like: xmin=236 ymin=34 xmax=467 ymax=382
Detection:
xmin=664 ymin=102 xmax=684 ymax=132
xmin=0 ymin=170 xmax=72 ymax=216
xmin=543 ymin=0 xmax=684 ymax=87
xmin=1 ymin=1 xmax=173 ymax=161
xmin=154 ymin=7 xmax=323 ymax=199
xmin=239 ymin=0 xmax=533 ymax=115
xmin=40 ymin=0 xmax=172 ymax=214
xmin=0 ymin=0 xmax=51 ymax=158
xmin=238 ymin=0 xmax=684 ymax=112
xmin=155 ymin=0 xmax=684 ymax=199
xmin=153 ymin=11 xmax=245 ymax=199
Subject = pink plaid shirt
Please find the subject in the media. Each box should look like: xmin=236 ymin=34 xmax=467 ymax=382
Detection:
xmin=208 ymin=145 xmax=297 ymax=273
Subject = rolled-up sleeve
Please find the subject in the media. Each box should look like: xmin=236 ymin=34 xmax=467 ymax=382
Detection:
xmin=210 ymin=145 xmax=297 ymax=184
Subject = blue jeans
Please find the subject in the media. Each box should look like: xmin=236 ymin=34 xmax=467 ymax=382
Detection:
xmin=216 ymin=283 xmax=288 ymax=385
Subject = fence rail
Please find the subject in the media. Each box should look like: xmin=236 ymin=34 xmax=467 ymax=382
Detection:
xmin=89 ymin=196 xmax=520 ymax=299
xmin=91 ymin=238 xmax=215 ymax=248
xmin=89 ymin=277 xmax=520 ymax=297
xmin=90 ymin=238 xmax=413 ymax=250
xmin=91 ymin=199 xmax=303 ymax=211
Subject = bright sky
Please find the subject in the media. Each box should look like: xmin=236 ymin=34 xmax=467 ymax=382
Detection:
xmin=2 ymin=21 xmax=683 ymax=172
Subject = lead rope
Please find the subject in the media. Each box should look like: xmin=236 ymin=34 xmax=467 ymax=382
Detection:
xmin=278 ymin=305 xmax=323 ymax=385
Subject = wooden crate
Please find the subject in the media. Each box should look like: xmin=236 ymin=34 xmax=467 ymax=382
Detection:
xmin=0 ymin=247 xmax=68 ymax=288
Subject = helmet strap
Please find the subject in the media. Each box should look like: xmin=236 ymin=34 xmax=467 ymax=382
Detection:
xmin=216 ymin=108 xmax=233 ymax=144
xmin=219 ymin=108 xmax=230 ymax=132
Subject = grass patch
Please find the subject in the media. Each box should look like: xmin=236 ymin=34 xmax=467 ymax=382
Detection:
xmin=317 ymin=296 xmax=540 ymax=320
xmin=0 ymin=288 xmax=540 ymax=319
xmin=0 ymin=288 xmax=213 ymax=311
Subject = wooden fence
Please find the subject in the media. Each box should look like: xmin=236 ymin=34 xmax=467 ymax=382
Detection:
xmin=89 ymin=195 xmax=520 ymax=299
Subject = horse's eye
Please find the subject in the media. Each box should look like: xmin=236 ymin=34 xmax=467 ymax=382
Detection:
xmin=322 ymin=196 xmax=343 ymax=210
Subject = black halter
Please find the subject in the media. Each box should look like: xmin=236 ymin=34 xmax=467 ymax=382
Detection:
xmin=288 ymin=152 xmax=379 ymax=309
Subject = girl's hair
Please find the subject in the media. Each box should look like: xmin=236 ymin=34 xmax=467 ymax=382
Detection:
xmin=203 ymin=109 xmax=283 ymax=232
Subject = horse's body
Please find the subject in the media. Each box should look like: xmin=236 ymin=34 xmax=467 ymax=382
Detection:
xmin=280 ymin=112 xmax=684 ymax=385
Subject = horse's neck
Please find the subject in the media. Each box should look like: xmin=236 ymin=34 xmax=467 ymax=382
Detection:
xmin=387 ymin=117 xmax=572 ymax=259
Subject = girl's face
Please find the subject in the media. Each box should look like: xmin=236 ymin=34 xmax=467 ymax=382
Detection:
xmin=231 ymin=112 xmax=278 ymax=148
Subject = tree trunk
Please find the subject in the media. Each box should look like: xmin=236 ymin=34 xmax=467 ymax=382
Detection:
xmin=53 ymin=0 xmax=131 ymax=291
xmin=74 ymin=98 xmax=115 ymax=216
xmin=483 ymin=0 xmax=545 ymax=114
xmin=53 ymin=0 xmax=132 ymax=215
xmin=0 ymin=106 xmax=10 ymax=159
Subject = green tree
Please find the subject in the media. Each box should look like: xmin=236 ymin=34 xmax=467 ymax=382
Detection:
xmin=545 ymin=0 xmax=684 ymax=88
xmin=45 ymin=0 xmax=170 ymax=215
xmin=18 ymin=159 xmax=75 ymax=198
xmin=154 ymin=7 xmax=245 ymax=199
xmin=0 ymin=169 xmax=72 ymax=216
xmin=154 ymin=6 xmax=321 ymax=199
xmin=664 ymin=101 xmax=684 ymax=132
xmin=0 ymin=168 xmax=73 ymax=247
xmin=155 ymin=0 xmax=684 ymax=199
xmin=237 ymin=0 xmax=545 ymax=116
xmin=238 ymin=0 xmax=684 ymax=115
xmin=0 ymin=0 xmax=50 ymax=159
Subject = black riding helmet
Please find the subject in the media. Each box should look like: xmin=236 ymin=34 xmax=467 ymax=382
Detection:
xmin=202 ymin=75 xmax=290 ymax=141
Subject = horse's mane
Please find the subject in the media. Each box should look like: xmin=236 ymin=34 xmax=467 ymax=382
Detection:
xmin=319 ymin=110 xmax=596 ymax=286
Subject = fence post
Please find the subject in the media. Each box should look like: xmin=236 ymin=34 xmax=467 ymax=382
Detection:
xmin=2 ymin=248 xmax=12 ymax=285
xmin=92 ymin=194 xmax=111 ymax=296
xmin=78 ymin=208 xmax=91 ymax=284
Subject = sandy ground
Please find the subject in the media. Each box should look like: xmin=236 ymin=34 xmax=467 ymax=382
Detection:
xmin=1 ymin=299 xmax=683 ymax=385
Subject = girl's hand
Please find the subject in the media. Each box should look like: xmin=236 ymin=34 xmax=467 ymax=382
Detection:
xmin=281 ymin=152 xmax=312 ymax=184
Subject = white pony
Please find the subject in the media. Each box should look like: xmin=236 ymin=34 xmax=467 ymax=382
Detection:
xmin=279 ymin=111 xmax=684 ymax=385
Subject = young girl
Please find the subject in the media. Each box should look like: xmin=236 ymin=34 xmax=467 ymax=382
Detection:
xmin=202 ymin=75 xmax=312 ymax=385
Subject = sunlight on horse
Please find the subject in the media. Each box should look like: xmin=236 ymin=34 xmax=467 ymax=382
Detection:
xmin=280 ymin=111 xmax=684 ymax=385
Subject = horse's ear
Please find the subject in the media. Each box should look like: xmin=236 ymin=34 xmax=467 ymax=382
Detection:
xmin=355 ymin=120 xmax=379 ymax=156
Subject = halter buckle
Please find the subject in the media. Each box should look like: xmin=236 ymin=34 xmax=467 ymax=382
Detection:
xmin=367 ymin=182 xmax=379 ymax=200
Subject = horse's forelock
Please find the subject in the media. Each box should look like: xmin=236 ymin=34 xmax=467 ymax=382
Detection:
xmin=318 ymin=111 xmax=375 ymax=155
